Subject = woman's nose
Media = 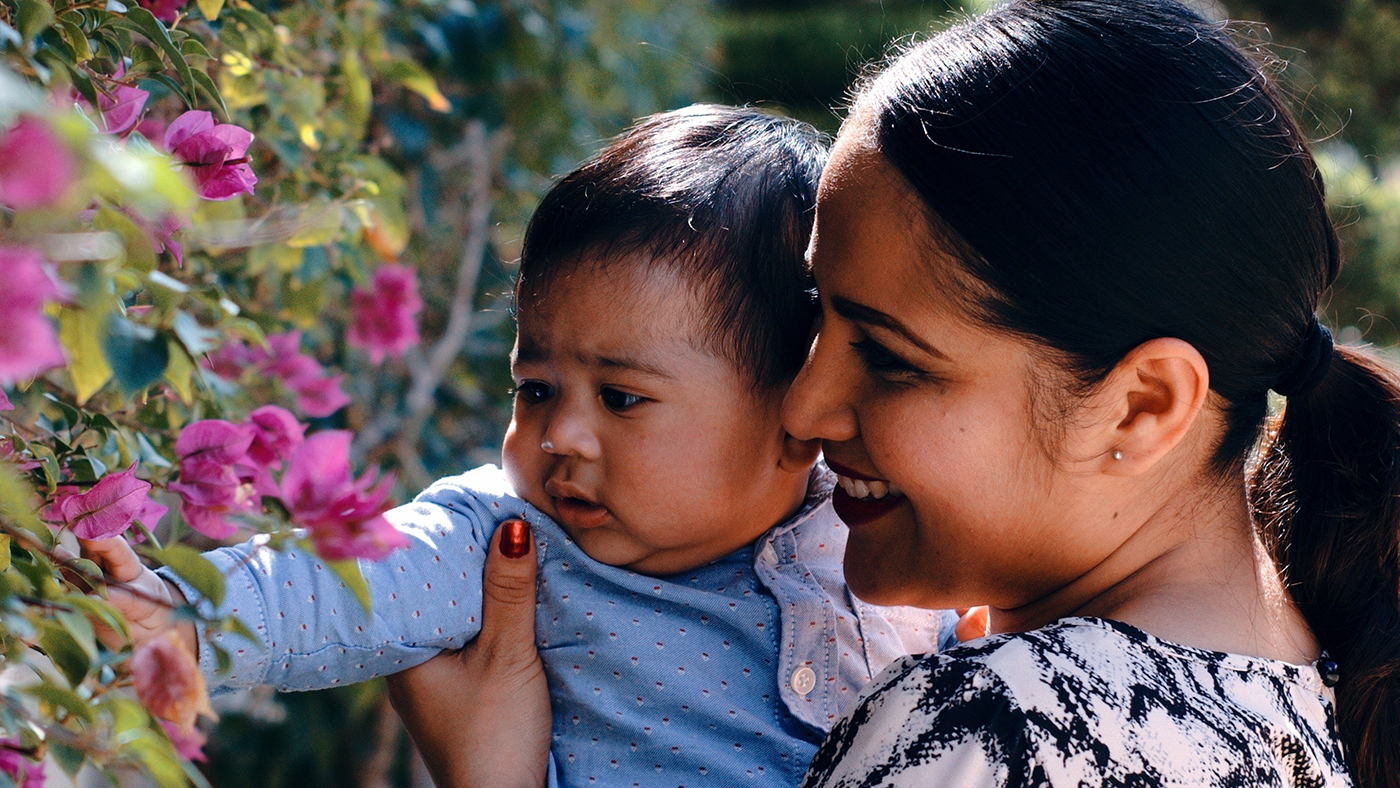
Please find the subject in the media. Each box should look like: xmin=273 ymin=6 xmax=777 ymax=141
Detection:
xmin=781 ymin=330 xmax=859 ymax=443
xmin=540 ymin=398 xmax=602 ymax=460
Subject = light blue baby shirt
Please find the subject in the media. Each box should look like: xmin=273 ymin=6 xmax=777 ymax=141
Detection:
xmin=163 ymin=465 xmax=957 ymax=788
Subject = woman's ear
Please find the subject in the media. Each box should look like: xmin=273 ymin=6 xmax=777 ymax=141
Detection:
xmin=1088 ymin=337 xmax=1210 ymax=475
xmin=780 ymin=432 xmax=823 ymax=473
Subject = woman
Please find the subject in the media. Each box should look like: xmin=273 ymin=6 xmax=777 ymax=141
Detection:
xmin=392 ymin=0 xmax=1395 ymax=784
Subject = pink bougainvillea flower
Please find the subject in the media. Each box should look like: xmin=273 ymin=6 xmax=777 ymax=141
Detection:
xmin=58 ymin=465 xmax=154 ymax=539
xmin=160 ymin=719 xmax=208 ymax=762
xmin=205 ymin=338 xmax=268 ymax=379
xmin=348 ymin=264 xmax=423 ymax=364
xmin=131 ymin=632 xmax=215 ymax=735
xmin=280 ymin=432 xmax=405 ymax=561
xmin=168 ymin=420 xmax=257 ymax=539
xmin=245 ymin=405 xmax=305 ymax=468
xmin=88 ymin=71 xmax=149 ymax=135
xmin=291 ymin=373 xmax=352 ymax=418
xmin=260 ymin=332 xmax=352 ymax=417
xmin=164 ymin=111 xmax=256 ymax=201
xmin=0 ymin=247 xmax=67 ymax=384
xmin=0 ymin=390 xmax=11 ymax=411
xmin=140 ymin=0 xmax=185 ymax=24
xmin=0 ymin=116 xmax=76 ymax=210
xmin=0 ymin=443 xmax=41 ymax=472
xmin=0 ymin=738 xmax=44 ymax=788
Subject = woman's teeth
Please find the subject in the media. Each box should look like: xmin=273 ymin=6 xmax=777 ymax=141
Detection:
xmin=836 ymin=474 xmax=902 ymax=500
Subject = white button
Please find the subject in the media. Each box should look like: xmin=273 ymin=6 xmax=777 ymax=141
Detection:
xmin=790 ymin=666 xmax=817 ymax=696
xmin=759 ymin=543 xmax=780 ymax=567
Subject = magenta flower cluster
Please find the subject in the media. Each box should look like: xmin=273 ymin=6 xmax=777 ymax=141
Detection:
xmin=348 ymin=264 xmax=423 ymax=364
xmin=0 ymin=246 xmax=68 ymax=385
xmin=164 ymin=111 xmax=257 ymax=201
xmin=207 ymin=331 xmax=352 ymax=417
xmin=165 ymin=408 xmax=404 ymax=559
xmin=0 ymin=116 xmax=76 ymax=210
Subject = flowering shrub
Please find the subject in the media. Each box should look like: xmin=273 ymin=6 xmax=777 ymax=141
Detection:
xmin=0 ymin=0 xmax=711 ymax=782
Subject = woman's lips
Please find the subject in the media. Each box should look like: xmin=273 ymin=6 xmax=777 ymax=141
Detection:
xmin=825 ymin=458 xmax=906 ymax=527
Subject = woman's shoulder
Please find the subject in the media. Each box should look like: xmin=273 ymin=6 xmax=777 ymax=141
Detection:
xmin=803 ymin=617 xmax=1352 ymax=788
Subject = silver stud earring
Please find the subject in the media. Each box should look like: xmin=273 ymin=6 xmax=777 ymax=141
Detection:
xmin=1111 ymin=450 xmax=1123 ymax=461
xmin=542 ymin=439 xmax=555 ymax=452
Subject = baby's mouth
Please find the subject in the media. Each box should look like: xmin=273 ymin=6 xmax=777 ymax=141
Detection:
xmin=544 ymin=479 xmax=611 ymax=530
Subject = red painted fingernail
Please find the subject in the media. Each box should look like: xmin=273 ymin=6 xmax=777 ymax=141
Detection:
xmin=500 ymin=519 xmax=531 ymax=559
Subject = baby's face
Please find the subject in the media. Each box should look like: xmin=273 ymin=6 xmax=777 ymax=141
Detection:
xmin=502 ymin=261 xmax=811 ymax=575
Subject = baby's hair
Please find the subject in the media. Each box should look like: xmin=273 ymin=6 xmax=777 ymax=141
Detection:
xmin=516 ymin=104 xmax=828 ymax=389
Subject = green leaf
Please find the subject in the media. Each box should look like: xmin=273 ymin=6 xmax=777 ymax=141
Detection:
xmin=37 ymin=622 xmax=91 ymax=687
xmin=385 ymin=59 xmax=450 ymax=113
xmin=68 ymin=454 xmax=106 ymax=483
xmin=325 ymin=558 xmax=371 ymax=614
xmin=151 ymin=543 xmax=225 ymax=606
xmin=25 ymin=443 xmax=59 ymax=494
xmin=23 ymin=682 xmax=95 ymax=724
xmin=112 ymin=8 xmax=196 ymax=108
xmin=16 ymin=0 xmax=55 ymax=44
xmin=55 ymin=609 xmax=97 ymax=661
xmin=127 ymin=41 xmax=163 ymax=74
xmin=134 ymin=431 xmax=171 ymax=469
xmin=162 ymin=338 xmax=194 ymax=404
xmin=102 ymin=315 xmax=168 ymax=395
xmin=194 ymin=0 xmax=223 ymax=22
xmin=188 ymin=67 xmax=228 ymax=120
xmin=58 ymin=307 xmax=113 ymax=405
xmin=57 ymin=17 xmax=91 ymax=61
xmin=0 ymin=461 xmax=53 ymax=548
xmin=47 ymin=740 xmax=86 ymax=778
xmin=123 ymin=732 xmax=187 ymax=788
xmin=94 ymin=204 xmax=158 ymax=273
xmin=0 ymin=535 xmax=10 ymax=572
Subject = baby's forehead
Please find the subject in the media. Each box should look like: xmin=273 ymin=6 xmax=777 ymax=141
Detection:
xmin=513 ymin=259 xmax=736 ymax=377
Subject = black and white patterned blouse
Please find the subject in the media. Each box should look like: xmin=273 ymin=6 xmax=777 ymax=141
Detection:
xmin=802 ymin=617 xmax=1351 ymax=787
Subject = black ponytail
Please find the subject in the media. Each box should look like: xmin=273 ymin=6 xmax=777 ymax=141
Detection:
xmin=1253 ymin=347 xmax=1400 ymax=787
xmin=859 ymin=0 xmax=1398 ymax=783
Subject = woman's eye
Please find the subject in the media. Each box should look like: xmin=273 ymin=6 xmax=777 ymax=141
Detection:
xmin=850 ymin=338 xmax=925 ymax=379
xmin=512 ymin=381 xmax=554 ymax=404
xmin=600 ymin=387 xmax=645 ymax=412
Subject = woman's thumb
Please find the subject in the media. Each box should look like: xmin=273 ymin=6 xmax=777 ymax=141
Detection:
xmin=477 ymin=519 xmax=539 ymax=653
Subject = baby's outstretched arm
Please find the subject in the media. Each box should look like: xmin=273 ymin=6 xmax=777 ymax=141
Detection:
xmin=79 ymin=537 xmax=196 ymax=653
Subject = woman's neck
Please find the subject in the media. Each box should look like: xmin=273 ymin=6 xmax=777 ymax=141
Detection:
xmin=990 ymin=477 xmax=1319 ymax=664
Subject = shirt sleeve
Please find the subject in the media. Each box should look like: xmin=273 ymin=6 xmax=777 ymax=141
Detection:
xmin=157 ymin=473 xmax=529 ymax=694
xmin=800 ymin=654 xmax=1040 ymax=788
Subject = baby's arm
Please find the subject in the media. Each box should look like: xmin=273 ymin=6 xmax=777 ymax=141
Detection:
xmin=90 ymin=472 xmax=528 ymax=694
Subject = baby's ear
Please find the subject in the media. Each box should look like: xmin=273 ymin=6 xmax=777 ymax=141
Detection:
xmin=779 ymin=432 xmax=822 ymax=472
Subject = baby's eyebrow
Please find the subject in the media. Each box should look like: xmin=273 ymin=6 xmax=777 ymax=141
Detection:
xmin=587 ymin=352 xmax=677 ymax=380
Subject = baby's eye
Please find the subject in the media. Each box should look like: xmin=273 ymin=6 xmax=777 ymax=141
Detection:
xmin=512 ymin=380 xmax=554 ymax=404
xmin=600 ymin=387 xmax=645 ymax=412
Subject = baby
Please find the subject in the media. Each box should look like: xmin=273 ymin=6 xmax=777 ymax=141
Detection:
xmin=92 ymin=105 xmax=956 ymax=787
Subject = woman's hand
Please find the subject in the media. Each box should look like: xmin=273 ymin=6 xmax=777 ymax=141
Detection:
xmin=386 ymin=520 xmax=552 ymax=788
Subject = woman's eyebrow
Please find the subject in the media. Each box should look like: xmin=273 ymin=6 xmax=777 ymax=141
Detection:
xmin=832 ymin=296 xmax=949 ymax=360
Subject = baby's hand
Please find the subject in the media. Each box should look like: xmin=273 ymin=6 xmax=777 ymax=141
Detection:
xmin=79 ymin=538 xmax=196 ymax=655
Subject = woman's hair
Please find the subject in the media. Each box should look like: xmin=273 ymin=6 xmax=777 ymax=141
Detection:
xmin=516 ymin=104 xmax=827 ymax=389
xmin=859 ymin=0 xmax=1398 ymax=783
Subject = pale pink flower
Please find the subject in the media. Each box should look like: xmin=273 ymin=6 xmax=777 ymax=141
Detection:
xmin=58 ymin=465 xmax=154 ymax=539
xmin=168 ymin=420 xmax=257 ymax=539
xmin=245 ymin=405 xmax=305 ymax=467
xmin=291 ymin=373 xmax=352 ymax=418
xmin=262 ymin=332 xmax=351 ymax=417
xmin=348 ymin=264 xmax=423 ymax=364
xmin=0 ymin=390 xmax=11 ymax=410
xmin=86 ymin=68 xmax=149 ymax=135
xmin=280 ymin=432 xmax=405 ymax=561
xmin=0 ymin=116 xmax=76 ymax=210
xmin=164 ymin=111 xmax=256 ymax=201
xmin=130 ymin=632 xmax=215 ymax=735
xmin=160 ymin=719 xmax=207 ymax=762
xmin=0 ymin=739 xmax=44 ymax=788
xmin=205 ymin=338 xmax=267 ymax=379
xmin=0 ymin=247 xmax=67 ymax=384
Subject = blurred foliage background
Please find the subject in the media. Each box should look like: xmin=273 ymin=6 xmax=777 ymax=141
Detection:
xmin=2 ymin=0 xmax=1394 ymax=785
